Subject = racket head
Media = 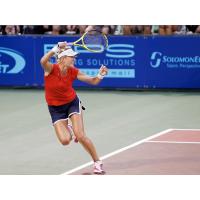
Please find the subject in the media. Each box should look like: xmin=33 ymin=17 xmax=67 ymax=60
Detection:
xmin=81 ymin=29 xmax=108 ymax=52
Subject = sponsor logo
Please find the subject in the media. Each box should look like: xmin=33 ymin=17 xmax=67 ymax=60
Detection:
xmin=44 ymin=44 xmax=135 ymax=59
xmin=150 ymin=51 xmax=200 ymax=69
xmin=44 ymin=44 xmax=136 ymax=71
xmin=0 ymin=47 xmax=26 ymax=74
xmin=150 ymin=52 xmax=162 ymax=68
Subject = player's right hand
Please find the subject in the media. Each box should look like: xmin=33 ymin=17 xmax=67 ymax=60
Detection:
xmin=58 ymin=41 xmax=68 ymax=49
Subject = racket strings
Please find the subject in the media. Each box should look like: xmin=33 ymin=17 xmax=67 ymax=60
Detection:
xmin=83 ymin=31 xmax=108 ymax=51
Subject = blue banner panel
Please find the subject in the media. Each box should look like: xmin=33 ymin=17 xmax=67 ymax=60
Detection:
xmin=1 ymin=35 xmax=200 ymax=89
xmin=143 ymin=36 xmax=200 ymax=88
xmin=0 ymin=36 xmax=35 ymax=86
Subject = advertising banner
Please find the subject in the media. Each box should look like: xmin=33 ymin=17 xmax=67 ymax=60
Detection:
xmin=0 ymin=36 xmax=35 ymax=86
xmin=144 ymin=36 xmax=200 ymax=88
xmin=1 ymin=35 xmax=200 ymax=89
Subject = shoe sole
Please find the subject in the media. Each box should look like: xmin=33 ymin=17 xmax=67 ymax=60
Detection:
xmin=93 ymin=171 xmax=106 ymax=175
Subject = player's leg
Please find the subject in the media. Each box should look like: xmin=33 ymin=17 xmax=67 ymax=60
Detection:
xmin=48 ymin=103 xmax=74 ymax=145
xmin=67 ymin=120 xmax=78 ymax=143
xmin=70 ymin=112 xmax=99 ymax=160
xmin=54 ymin=119 xmax=72 ymax=145
xmin=70 ymin=112 xmax=105 ymax=174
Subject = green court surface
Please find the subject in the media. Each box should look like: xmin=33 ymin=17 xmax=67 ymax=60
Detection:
xmin=0 ymin=88 xmax=200 ymax=174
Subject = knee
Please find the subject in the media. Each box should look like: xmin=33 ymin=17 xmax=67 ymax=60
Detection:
xmin=74 ymin=131 xmax=86 ymax=142
xmin=77 ymin=135 xmax=86 ymax=143
xmin=60 ymin=139 xmax=71 ymax=146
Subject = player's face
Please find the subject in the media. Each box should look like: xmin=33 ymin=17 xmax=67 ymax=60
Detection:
xmin=65 ymin=56 xmax=75 ymax=66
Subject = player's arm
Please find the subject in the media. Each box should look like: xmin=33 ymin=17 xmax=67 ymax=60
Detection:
xmin=40 ymin=42 xmax=68 ymax=73
xmin=40 ymin=50 xmax=54 ymax=73
xmin=77 ymin=65 xmax=108 ymax=85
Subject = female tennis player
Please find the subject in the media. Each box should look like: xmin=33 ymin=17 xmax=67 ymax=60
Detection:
xmin=40 ymin=41 xmax=108 ymax=174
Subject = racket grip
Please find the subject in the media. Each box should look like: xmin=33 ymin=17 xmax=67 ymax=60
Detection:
xmin=67 ymin=42 xmax=73 ymax=46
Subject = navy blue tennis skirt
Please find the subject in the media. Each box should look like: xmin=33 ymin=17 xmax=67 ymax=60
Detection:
xmin=48 ymin=96 xmax=81 ymax=124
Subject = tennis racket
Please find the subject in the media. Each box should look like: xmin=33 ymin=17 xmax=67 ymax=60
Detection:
xmin=67 ymin=29 xmax=108 ymax=53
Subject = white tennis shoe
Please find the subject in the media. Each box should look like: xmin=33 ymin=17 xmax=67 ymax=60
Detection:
xmin=93 ymin=160 xmax=105 ymax=174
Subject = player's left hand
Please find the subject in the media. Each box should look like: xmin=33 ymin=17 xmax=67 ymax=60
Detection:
xmin=99 ymin=65 xmax=108 ymax=76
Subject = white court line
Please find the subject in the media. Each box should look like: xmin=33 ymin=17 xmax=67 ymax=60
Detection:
xmin=169 ymin=129 xmax=200 ymax=131
xmin=146 ymin=140 xmax=200 ymax=144
xmin=61 ymin=128 xmax=173 ymax=175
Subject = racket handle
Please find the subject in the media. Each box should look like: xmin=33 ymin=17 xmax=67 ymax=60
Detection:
xmin=67 ymin=42 xmax=73 ymax=46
